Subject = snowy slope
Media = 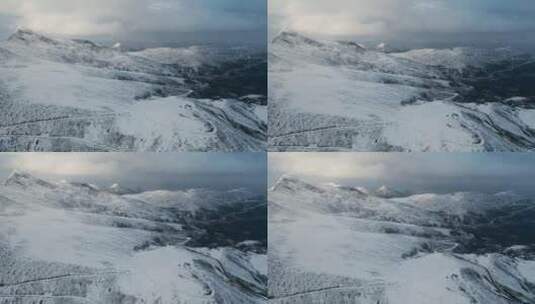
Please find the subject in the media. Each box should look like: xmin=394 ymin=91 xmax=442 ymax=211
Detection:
xmin=0 ymin=29 xmax=266 ymax=151
xmin=268 ymin=177 xmax=535 ymax=303
xmin=269 ymin=32 xmax=535 ymax=152
xmin=0 ymin=171 xmax=267 ymax=304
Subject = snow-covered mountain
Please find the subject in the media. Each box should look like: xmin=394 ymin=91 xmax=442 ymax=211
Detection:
xmin=373 ymin=185 xmax=409 ymax=198
xmin=269 ymin=31 xmax=535 ymax=151
xmin=269 ymin=177 xmax=535 ymax=303
xmin=0 ymin=29 xmax=266 ymax=151
xmin=0 ymin=171 xmax=267 ymax=303
xmin=106 ymin=183 xmax=136 ymax=195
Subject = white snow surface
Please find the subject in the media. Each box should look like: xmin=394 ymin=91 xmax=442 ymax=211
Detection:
xmin=269 ymin=177 xmax=535 ymax=303
xmin=0 ymin=29 xmax=266 ymax=151
xmin=0 ymin=171 xmax=266 ymax=304
xmin=269 ymin=32 xmax=535 ymax=152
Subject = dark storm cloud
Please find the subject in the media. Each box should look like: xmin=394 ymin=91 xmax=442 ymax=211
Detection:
xmin=270 ymin=0 xmax=535 ymax=49
xmin=269 ymin=153 xmax=535 ymax=196
xmin=0 ymin=153 xmax=266 ymax=194
xmin=0 ymin=0 xmax=266 ymax=43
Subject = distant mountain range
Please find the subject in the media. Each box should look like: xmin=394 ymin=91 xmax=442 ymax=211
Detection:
xmin=269 ymin=176 xmax=535 ymax=303
xmin=269 ymin=31 xmax=535 ymax=151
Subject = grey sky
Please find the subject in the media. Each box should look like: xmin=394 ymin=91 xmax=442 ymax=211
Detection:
xmin=0 ymin=0 xmax=266 ymax=45
xmin=0 ymin=153 xmax=266 ymax=194
xmin=269 ymin=153 xmax=535 ymax=196
xmin=269 ymin=0 xmax=535 ymax=50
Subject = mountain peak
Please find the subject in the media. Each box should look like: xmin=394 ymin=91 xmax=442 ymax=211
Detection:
xmin=8 ymin=28 xmax=58 ymax=45
xmin=10 ymin=27 xmax=36 ymax=36
xmin=6 ymin=170 xmax=32 ymax=183
xmin=7 ymin=28 xmax=105 ymax=51
xmin=272 ymin=31 xmax=324 ymax=48
xmin=336 ymin=40 xmax=366 ymax=51
xmin=272 ymin=175 xmax=325 ymax=194
xmin=107 ymin=183 xmax=136 ymax=195
xmin=325 ymin=183 xmax=369 ymax=195
xmin=376 ymin=42 xmax=390 ymax=52
xmin=271 ymin=175 xmax=297 ymax=191
xmin=373 ymin=185 xmax=408 ymax=198
xmin=4 ymin=170 xmax=57 ymax=189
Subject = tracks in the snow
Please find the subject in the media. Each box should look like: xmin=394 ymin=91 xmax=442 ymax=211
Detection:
xmin=0 ymin=294 xmax=97 ymax=304
xmin=0 ymin=112 xmax=126 ymax=151
xmin=0 ymin=112 xmax=117 ymax=129
xmin=0 ymin=271 xmax=128 ymax=304
xmin=269 ymin=120 xmax=389 ymax=139
xmin=271 ymin=280 xmax=387 ymax=301
xmin=0 ymin=271 xmax=127 ymax=288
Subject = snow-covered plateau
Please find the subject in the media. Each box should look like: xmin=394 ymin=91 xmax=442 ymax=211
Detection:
xmin=0 ymin=171 xmax=267 ymax=303
xmin=0 ymin=29 xmax=267 ymax=151
xmin=268 ymin=176 xmax=535 ymax=303
xmin=269 ymin=32 xmax=535 ymax=151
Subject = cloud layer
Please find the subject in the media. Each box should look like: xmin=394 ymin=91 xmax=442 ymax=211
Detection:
xmin=0 ymin=0 xmax=266 ymax=37
xmin=269 ymin=153 xmax=535 ymax=196
xmin=269 ymin=0 xmax=535 ymax=39
xmin=0 ymin=153 xmax=266 ymax=193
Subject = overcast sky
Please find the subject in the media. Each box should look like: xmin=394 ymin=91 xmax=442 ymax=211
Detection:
xmin=269 ymin=153 xmax=535 ymax=196
xmin=270 ymin=0 xmax=535 ymax=50
xmin=0 ymin=153 xmax=266 ymax=194
xmin=0 ymin=0 xmax=266 ymax=45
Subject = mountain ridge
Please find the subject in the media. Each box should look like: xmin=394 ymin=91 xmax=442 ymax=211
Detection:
xmin=4 ymin=169 xmax=57 ymax=189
